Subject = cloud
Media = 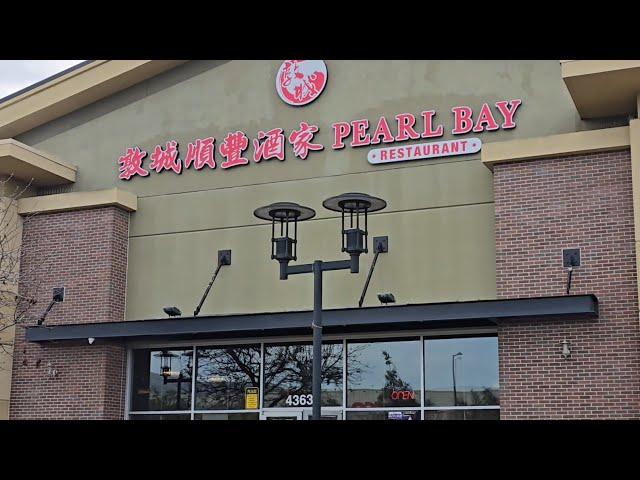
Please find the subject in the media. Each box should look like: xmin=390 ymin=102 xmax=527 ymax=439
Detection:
xmin=0 ymin=60 xmax=86 ymax=100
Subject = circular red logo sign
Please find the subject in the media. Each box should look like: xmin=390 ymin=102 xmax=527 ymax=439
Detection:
xmin=276 ymin=60 xmax=327 ymax=106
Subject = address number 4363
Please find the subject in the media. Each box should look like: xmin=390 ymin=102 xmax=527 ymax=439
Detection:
xmin=285 ymin=394 xmax=313 ymax=406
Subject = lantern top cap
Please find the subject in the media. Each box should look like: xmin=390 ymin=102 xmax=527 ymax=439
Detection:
xmin=253 ymin=202 xmax=316 ymax=222
xmin=154 ymin=351 xmax=179 ymax=359
xmin=322 ymin=192 xmax=387 ymax=213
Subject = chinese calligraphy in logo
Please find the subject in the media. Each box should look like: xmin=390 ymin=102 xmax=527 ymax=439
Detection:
xmin=275 ymin=60 xmax=328 ymax=107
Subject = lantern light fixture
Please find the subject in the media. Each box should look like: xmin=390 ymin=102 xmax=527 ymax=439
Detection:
xmin=322 ymin=192 xmax=387 ymax=273
xmin=253 ymin=202 xmax=316 ymax=280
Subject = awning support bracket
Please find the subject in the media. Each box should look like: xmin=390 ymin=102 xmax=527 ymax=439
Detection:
xmin=193 ymin=250 xmax=231 ymax=317
xmin=358 ymin=236 xmax=388 ymax=308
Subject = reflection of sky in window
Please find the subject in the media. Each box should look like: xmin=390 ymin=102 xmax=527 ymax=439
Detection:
xmin=425 ymin=338 xmax=498 ymax=391
xmin=348 ymin=339 xmax=421 ymax=390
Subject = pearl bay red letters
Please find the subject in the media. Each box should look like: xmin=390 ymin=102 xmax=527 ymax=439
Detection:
xmin=118 ymin=99 xmax=522 ymax=180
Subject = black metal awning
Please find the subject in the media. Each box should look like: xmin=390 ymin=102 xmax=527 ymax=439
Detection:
xmin=25 ymin=294 xmax=599 ymax=344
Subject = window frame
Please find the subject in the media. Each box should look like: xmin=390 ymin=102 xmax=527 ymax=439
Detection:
xmin=125 ymin=328 xmax=499 ymax=420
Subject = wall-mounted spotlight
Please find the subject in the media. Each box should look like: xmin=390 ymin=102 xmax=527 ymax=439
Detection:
xmin=37 ymin=287 xmax=65 ymax=326
xmin=87 ymin=337 xmax=95 ymax=345
xmin=561 ymin=339 xmax=571 ymax=359
xmin=163 ymin=306 xmax=182 ymax=317
xmin=378 ymin=293 xmax=396 ymax=305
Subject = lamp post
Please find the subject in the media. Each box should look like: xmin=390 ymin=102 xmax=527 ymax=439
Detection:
xmin=254 ymin=193 xmax=388 ymax=420
xmin=452 ymin=352 xmax=463 ymax=406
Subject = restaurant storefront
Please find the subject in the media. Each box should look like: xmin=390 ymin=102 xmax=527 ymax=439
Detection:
xmin=127 ymin=333 xmax=500 ymax=421
xmin=1 ymin=60 xmax=640 ymax=420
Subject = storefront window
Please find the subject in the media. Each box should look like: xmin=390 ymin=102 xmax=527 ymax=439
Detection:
xmin=128 ymin=333 xmax=499 ymax=419
xmin=263 ymin=342 xmax=343 ymax=407
xmin=194 ymin=413 xmax=260 ymax=420
xmin=346 ymin=338 xmax=421 ymax=408
xmin=129 ymin=414 xmax=191 ymax=420
xmin=195 ymin=345 xmax=261 ymax=410
xmin=346 ymin=411 xmax=420 ymax=420
xmin=130 ymin=348 xmax=193 ymax=411
xmin=424 ymin=409 xmax=499 ymax=420
xmin=424 ymin=336 xmax=499 ymax=407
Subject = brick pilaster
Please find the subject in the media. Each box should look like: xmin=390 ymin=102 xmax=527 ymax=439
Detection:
xmin=9 ymin=207 xmax=129 ymax=419
xmin=494 ymin=150 xmax=640 ymax=419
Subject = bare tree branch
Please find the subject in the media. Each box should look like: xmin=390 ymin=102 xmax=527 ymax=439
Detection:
xmin=0 ymin=175 xmax=46 ymax=372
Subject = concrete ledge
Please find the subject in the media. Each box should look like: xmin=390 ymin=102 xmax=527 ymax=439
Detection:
xmin=18 ymin=188 xmax=137 ymax=215
xmin=562 ymin=60 xmax=640 ymax=119
xmin=482 ymin=126 xmax=630 ymax=170
xmin=0 ymin=60 xmax=187 ymax=138
xmin=562 ymin=60 xmax=640 ymax=78
xmin=0 ymin=138 xmax=76 ymax=185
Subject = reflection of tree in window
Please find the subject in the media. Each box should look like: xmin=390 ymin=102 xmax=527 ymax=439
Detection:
xmin=264 ymin=343 xmax=355 ymax=407
xmin=347 ymin=339 xmax=421 ymax=408
xmin=344 ymin=344 xmax=367 ymax=385
xmin=466 ymin=388 xmax=499 ymax=406
xmin=195 ymin=346 xmax=261 ymax=410
xmin=379 ymin=350 xmax=418 ymax=407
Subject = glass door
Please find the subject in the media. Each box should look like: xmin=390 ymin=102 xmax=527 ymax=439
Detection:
xmin=260 ymin=409 xmax=343 ymax=420
xmin=261 ymin=409 xmax=303 ymax=420
xmin=302 ymin=410 xmax=343 ymax=420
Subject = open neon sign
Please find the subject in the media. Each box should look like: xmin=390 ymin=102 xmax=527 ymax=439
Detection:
xmin=117 ymin=100 xmax=521 ymax=180
xmin=390 ymin=390 xmax=416 ymax=401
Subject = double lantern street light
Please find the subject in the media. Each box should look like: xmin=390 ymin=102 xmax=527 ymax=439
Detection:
xmin=254 ymin=193 xmax=388 ymax=420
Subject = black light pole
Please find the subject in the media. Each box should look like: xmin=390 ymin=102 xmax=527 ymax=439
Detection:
xmin=254 ymin=193 xmax=388 ymax=420
xmin=452 ymin=352 xmax=463 ymax=406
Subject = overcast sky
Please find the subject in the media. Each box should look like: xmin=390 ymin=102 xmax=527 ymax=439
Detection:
xmin=0 ymin=60 xmax=86 ymax=99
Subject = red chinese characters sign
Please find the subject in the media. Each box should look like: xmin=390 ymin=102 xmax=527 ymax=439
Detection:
xmin=117 ymin=99 xmax=522 ymax=181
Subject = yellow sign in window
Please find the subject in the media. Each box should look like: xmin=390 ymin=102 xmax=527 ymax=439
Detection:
xmin=245 ymin=387 xmax=259 ymax=409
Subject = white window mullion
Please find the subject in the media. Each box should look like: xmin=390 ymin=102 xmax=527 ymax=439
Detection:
xmin=342 ymin=338 xmax=347 ymax=420
xmin=420 ymin=335 xmax=424 ymax=420
xmin=259 ymin=342 xmax=265 ymax=413
xmin=190 ymin=345 xmax=197 ymax=420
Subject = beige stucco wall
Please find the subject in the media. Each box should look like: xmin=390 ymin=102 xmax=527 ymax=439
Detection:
xmin=14 ymin=60 xmax=624 ymax=321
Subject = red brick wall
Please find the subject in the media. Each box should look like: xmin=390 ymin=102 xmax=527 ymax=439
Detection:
xmin=9 ymin=207 xmax=130 ymax=419
xmin=494 ymin=149 xmax=640 ymax=419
